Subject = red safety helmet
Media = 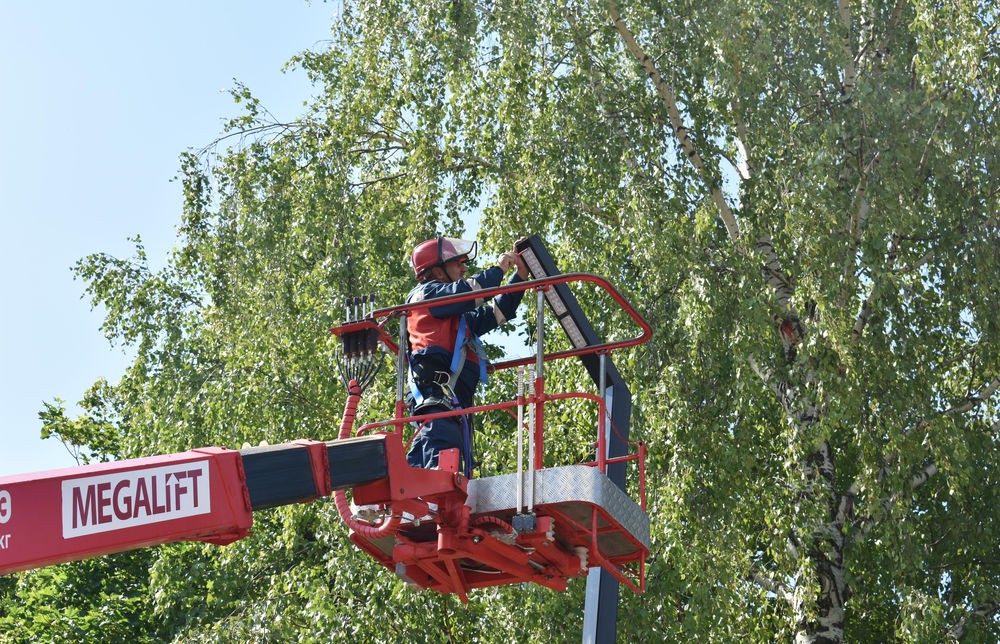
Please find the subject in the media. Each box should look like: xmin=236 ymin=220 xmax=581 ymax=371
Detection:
xmin=411 ymin=236 xmax=478 ymax=279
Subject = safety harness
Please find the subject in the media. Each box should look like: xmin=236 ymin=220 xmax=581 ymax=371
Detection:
xmin=408 ymin=315 xmax=488 ymax=477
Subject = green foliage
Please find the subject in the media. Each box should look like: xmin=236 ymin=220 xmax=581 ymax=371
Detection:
xmin=0 ymin=550 xmax=155 ymax=643
xmin=8 ymin=0 xmax=1000 ymax=641
xmin=39 ymin=379 xmax=122 ymax=464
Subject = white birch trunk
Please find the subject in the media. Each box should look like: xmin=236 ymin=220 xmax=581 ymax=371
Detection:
xmin=606 ymin=4 xmax=851 ymax=640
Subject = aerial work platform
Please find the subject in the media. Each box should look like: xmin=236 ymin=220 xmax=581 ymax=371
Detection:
xmin=468 ymin=465 xmax=650 ymax=560
xmin=331 ymin=235 xmax=652 ymax=602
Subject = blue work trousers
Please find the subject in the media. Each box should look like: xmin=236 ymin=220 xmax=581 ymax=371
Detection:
xmin=406 ymin=407 xmax=466 ymax=469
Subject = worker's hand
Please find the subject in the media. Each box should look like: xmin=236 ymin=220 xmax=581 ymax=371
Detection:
xmin=497 ymin=251 xmax=517 ymax=273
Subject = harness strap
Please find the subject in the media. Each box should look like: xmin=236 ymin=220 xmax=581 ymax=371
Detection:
xmin=448 ymin=315 xmax=488 ymax=393
xmin=408 ymin=363 xmax=424 ymax=406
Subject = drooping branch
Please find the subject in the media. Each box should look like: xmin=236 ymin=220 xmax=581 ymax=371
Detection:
xmin=566 ymin=11 xmax=670 ymax=182
xmin=917 ymin=114 xmax=947 ymax=180
xmin=351 ymin=172 xmax=407 ymax=190
xmin=851 ymin=107 xmax=959 ymax=341
xmin=849 ymin=376 xmax=998 ymax=538
xmin=360 ymin=129 xmax=496 ymax=172
xmin=851 ymin=236 xmax=893 ymax=342
xmin=852 ymin=229 xmax=931 ymax=341
xmin=606 ymin=1 xmax=806 ymax=334
xmin=914 ymin=376 xmax=1000 ymax=433
xmin=198 ymin=120 xmax=323 ymax=156
xmin=838 ymin=136 xmax=882 ymax=306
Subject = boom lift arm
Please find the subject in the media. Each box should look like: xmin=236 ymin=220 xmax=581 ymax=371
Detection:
xmin=1 ymin=237 xmax=652 ymax=619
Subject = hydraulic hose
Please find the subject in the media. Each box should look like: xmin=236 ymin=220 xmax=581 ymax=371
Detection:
xmin=334 ymin=380 xmax=401 ymax=538
xmin=338 ymin=381 xmax=363 ymax=439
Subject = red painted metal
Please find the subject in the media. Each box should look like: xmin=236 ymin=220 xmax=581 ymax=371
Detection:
xmin=0 ymin=448 xmax=253 ymax=576
xmin=369 ymin=273 xmax=652 ymax=375
xmin=329 ymin=318 xmax=399 ymax=354
xmin=291 ymin=439 xmax=334 ymax=498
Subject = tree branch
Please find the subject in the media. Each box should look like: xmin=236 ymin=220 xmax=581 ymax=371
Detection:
xmin=852 ymin=231 xmax=899 ymax=341
xmin=749 ymin=356 xmax=786 ymax=401
xmin=731 ymin=94 xmax=752 ymax=180
xmin=750 ymin=569 xmax=794 ymax=605
xmin=607 ymin=0 xmax=742 ymax=241
xmin=351 ymin=172 xmax=407 ymax=191
xmin=756 ymin=234 xmax=795 ymax=312
xmin=361 ymin=130 xmax=410 ymax=147
xmin=927 ymin=557 xmax=1000 ymax=573
xmin=835 ymin=481 xmax=860 ymax=525
xmin=851 ymin=462 xmax=938 ymax=538
xmin=917 ymin=114 xmax=947 ymax=180
xmin=849 ymin=374 xmax=997 ymax=538
xmin=838 ymin=0 xmax=858 ymax=99
xmin=198 ymin=120 xmax=321 ymax=156
xmin=607 ymin=1 xmax=808 ymax=344
xmin=566 ymin=11 xmax=671 ymax=183
xmin=852 ymin=152 xmax=880 ymax=239
xmin=914 ymin=376 xmax=1000 ymax=433
xmin=947 ymin=600 xmax=1000 ymax=641
xmin=867 ymin=0 xmax=907 ymax=67
xmin=720 ymin=150 xmax=749 ymax=182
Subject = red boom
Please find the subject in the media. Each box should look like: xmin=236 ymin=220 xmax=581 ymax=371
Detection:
xmin=0 ymin=448 xmax=252 ymax=575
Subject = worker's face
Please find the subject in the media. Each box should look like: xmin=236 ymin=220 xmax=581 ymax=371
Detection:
xmin=442 ymin=258 xmax=467 ymax=282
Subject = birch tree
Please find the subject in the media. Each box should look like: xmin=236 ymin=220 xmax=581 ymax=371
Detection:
xmin=5 ymin=0 xmax=999 ymax=641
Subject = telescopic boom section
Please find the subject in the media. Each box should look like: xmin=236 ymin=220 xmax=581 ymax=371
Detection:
xmin=0 ymin=438 xmax=391 ymax=576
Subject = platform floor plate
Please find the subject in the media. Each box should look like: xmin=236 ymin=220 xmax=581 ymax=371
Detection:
xmin=466 ymin=465 xmax=650 ymax=549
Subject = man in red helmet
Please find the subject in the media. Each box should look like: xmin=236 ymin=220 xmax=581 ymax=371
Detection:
xmin=405 ymin=236 xmax=529 ymax=473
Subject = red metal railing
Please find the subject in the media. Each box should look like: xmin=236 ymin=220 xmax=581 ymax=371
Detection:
xmin=369 ymin=273 xmax=652 ymax=370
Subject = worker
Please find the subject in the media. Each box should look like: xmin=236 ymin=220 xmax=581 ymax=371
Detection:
xmin=405 ymin=235 xmax=529 ymax=474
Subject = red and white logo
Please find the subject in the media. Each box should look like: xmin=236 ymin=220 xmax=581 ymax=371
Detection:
xmin=0 ymin=489 xmax=11 ymax=524
xmin=61 ymin=461 xmax=211 ymax=538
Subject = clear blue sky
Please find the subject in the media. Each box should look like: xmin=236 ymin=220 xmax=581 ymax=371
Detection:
xmin=0 ymin=2 xmax=336 ymax=476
